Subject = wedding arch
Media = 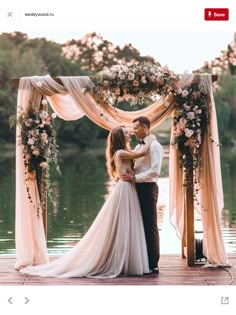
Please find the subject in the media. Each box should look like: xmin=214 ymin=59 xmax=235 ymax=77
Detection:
xmin=12 ymin=64 xmax=230 ymax=270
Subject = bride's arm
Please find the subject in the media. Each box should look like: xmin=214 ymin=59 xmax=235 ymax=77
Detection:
xmin=117 ymin=137 xmax=153 ymax=160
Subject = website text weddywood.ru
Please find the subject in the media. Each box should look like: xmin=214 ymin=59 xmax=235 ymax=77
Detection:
xmin=24 ymin=12 xmax=54 ymax=17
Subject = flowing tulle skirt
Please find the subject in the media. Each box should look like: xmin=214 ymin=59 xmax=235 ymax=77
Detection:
xmin=20 ymin=181 xmax=150 ymax=278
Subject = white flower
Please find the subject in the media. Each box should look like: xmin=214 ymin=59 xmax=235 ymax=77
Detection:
xmin=81 ymin=88 xmax=87 ymax=94
xmin=187 ymin=112 xmax=195 ymax=120
xmin=28 ymin=138 xmax=34 ymax=145
xmin=141 ymin=76 xmax=147 ymax=84
xmin=184 ymin=128 xmax=194 ymax=138
xmin=183 ymin=104 xmax=190 ymax=111
xmin=177 ymin=89 xmax=182 ymax=94
xmin=41 ymin=99 xmax=47 ymax=105
xmin=113 ymin=65 xmax=120 ymax=71
xmin=128 ymin=72 xmax=135 ymax=80
xmin=182 ymin=90 xmax=189 ymax=97
xmin=156 ymin=70 xmax=163 ymax=77
xmin=40 ymin=111 xmax=49 ymax=119
xmin=36 ymin=81 xmax=43 ymax=87
xmin=25 ymin=120 xmax=32 ymax=127
xmin=51 ymin=113 xmax=57 ymax=119
xmin=119 ymin=73 xmax=125 ymax=80
xmin=39 ymin=124 xmax=44 ymax=128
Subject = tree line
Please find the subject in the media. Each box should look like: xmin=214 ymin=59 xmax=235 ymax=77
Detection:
xmin=0 ymin=31 xmax=235 ymax=148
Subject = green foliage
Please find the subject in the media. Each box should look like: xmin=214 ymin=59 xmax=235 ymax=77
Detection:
xmin=56 ymin=117 xmax=101 ymax=149
xmin=214 ymin=73 xmax=236 ymax=142
xmin=214 ymin=92 xmax=231 ymax=142
xmin=195 ymin=33 xmax=236 ymax=144
xmin=8 ymin=114 xmax=16 ymax=129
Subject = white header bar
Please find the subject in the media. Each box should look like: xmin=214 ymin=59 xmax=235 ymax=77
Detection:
xmin=1 ymin=2 xmax=235 ymax=31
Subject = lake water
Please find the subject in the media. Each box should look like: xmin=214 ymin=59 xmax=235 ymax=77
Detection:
xmin=0 ymin=144 xmax=235 ymax=256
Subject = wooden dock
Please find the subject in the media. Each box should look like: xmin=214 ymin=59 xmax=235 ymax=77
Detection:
xmin=0 ymin=254 xmax=235 ymax=286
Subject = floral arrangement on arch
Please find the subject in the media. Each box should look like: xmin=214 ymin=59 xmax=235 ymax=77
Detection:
xmin=91 ymin=62 xmax=179 ymax=105
xmin=17 ymin=99 xmax=61 ymax=214
xmin=172 ymin=78 xmax=209 ymax=182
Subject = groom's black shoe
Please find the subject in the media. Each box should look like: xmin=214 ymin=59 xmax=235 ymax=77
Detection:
xmin=151 ymin=267 xmax=159 ymax=274
xmin=144 ymin=266 xmax=159 ymax=275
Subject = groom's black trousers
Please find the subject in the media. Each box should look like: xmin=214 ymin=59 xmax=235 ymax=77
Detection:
xmin=136 ymin=182 xmax=159 ymax=270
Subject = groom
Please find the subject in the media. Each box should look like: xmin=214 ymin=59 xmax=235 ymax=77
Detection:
xmin=121 ymin=116 xmax=163 ymax=274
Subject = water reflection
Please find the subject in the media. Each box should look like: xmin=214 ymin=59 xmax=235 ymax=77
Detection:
xmin=0 ymin=145 xmax=235 ymax=255
xmin=221 ymin=146 xmax=236 ymax=253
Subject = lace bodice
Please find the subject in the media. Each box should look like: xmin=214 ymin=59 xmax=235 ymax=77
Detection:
xmin=115 ymin=150 xmax=134 ymax=177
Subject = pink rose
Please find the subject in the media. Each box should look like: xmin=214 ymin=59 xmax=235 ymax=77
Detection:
xmin=182 ymin=90 xmax=189 ymax=97
xmin=187 ymin=112 xmax=195 ymax=120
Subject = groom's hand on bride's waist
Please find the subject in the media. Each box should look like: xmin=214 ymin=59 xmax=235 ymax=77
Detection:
xmin=120 ymin=173 xmax=135 ymax=182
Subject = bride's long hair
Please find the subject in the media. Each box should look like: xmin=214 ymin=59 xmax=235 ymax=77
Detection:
xmin=106 ymin=126 xmax=128 ymax=178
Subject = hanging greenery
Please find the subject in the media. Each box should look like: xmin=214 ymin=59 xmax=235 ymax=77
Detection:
xmin=17 ymin=99 xmax=61 ymax=214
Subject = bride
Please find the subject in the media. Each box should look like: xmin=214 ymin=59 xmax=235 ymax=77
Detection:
xmin=20 ymin=126 xmax=153 ymax=278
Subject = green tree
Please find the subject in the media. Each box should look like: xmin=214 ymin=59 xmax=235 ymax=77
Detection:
xmin=195 ymin=33 xmax=236 ymax=144
xmin=214 ymin=74 xmax=236 ymax=143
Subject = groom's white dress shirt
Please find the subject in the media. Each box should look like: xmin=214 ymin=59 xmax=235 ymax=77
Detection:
xmin=134 ymin=135 xmax=164 ymax=183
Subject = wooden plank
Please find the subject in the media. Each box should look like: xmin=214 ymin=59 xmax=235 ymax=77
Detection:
xmin=42 ymin=169 xmax=47 ymax=238
xmin=186 ymin=166 xmax=195 ymax=266
xmin=182 ymin=201 xmax=187 ymax=258
xmin=0 ymin=254 xmax=235 ymax=286
xmin=41 ymin=103 xmax=48 ymax=237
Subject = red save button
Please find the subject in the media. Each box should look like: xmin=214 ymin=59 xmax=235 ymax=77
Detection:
xmin=205 ymin=8 xmax=229 ymax=21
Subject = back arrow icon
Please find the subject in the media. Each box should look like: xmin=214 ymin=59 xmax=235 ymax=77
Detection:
xmin=8 ymin=297 xmax=13 ymax=304
xmin=25 ymin=297 xmax=29 ymax=304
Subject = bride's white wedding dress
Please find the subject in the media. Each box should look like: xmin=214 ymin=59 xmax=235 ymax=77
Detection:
xmin=20 ymin=151 xmax=150 ymax=278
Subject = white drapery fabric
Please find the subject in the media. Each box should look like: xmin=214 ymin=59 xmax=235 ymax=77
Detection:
xmin=15 ymin=74 xmax=229 ymax=270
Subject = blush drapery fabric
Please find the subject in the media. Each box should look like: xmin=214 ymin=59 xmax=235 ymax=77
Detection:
xmin=169 ymin=74 xmax=230 ymax=266
xmin=15 ymin=74 xmax=229 ymax=270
